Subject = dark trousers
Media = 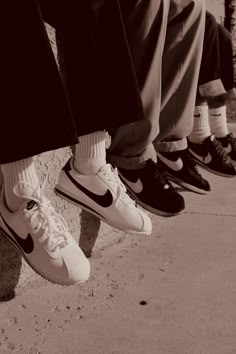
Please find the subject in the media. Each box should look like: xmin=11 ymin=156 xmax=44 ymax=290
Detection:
xmin=218 ymin=22 xmax=234 ymax=91
xmin=41 ymin=0 xmax=144 ymax=136
xmin=2 ymin=0 xmax=143 ymax=164
xmin=198 ymin=11 xmax=234 ymax=97
xmin=52 ymin=0 xmax=205 ymax=168
xmin=1 ymin=0 xmax=79 ymax=164
xmin=3 ymin=1 xmax=204 ymax=167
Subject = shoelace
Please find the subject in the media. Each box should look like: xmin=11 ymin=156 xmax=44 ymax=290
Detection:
xmin=209 ymin=137 xmax=229 ymax=161
xmin=182 ymin=150 xmax=203 ymax=177
xmin=146 ymin=161 xmax=171 ymax=191
xmin=14 ymin=178 xmax=69 ymax=252
xmin=100 ymin=164 xmax=136 ymax=206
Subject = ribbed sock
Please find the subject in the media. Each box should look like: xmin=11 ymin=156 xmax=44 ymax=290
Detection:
xmin=73 ymin=131 xmax=108 ymax=175
xmin=209 ymin=105 xmax=229 ymax=138
xmin=188 ymin=105 xmax=211 ymax=143
xmin=1 ymin=157 xmax=40 ymax=212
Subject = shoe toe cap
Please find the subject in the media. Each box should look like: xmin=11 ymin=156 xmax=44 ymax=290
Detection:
xmin=62 ymin=245 xmax=91 ymax=284
xmin=170 ymin=193 xmax=185 ymax=214
xmin=138 ymin=210 xmax=152 ymax=235
xmin=202 ymin=179 xmax=211 ymax=191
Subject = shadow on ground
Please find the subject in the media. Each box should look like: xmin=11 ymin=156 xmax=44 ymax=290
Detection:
xmin=0 ymin=230 xmax=22 ymax=302
xmin=0 ymin=210 xmax=101 ymax=301
xmin=79 ymin=210 xmax=101 ymax=258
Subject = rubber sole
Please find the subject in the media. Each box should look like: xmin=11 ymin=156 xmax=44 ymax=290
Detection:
xmin=55 ymin=186 xmax=152 ymax=236
xmin=167 ymin=174 xmax=210 ymax=195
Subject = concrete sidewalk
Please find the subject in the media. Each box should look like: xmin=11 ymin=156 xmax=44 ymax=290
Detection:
xmin=0 ymin=126 xmax=236 ymax=353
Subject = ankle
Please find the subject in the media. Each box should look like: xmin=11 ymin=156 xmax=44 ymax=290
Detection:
xmin=74 ymin=131 xmax=108 ymax=175
xmin=1 ymin=158 xmax=39 ymax=212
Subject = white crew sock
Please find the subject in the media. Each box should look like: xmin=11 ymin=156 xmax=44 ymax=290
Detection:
xmin=209 ymin=105 xmax=229 ymax=138
xmin=73 ymin=131 xmax=108 ymax=175
xmin=1 ymin=157 xmax=40 ymax=212
xmin=188 ymin=105 xmax=211 ymax=143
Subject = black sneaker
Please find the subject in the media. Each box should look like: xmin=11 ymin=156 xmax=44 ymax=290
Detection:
xmin=188 ymin=135 xmax=236 ymax=177
xmin=217 ymin=133 xmax=236 ymax=165
xmin=118 ymin=160 xmax=185 ymax=216
xmin=156 ymin=149 xmax=210 ymax=194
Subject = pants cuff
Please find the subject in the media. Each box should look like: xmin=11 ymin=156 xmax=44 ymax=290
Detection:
xmin=198 ymin=79 xmax=226 ymax=98
xmin=154 ymin=138 xmax=188 ymax=152
xmin=107 ymin=144 xmax=157 ymax=170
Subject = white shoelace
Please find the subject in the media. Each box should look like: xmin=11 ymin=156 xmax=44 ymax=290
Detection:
xmin=100 ymin=164 xmax=136 ymax=207
xmin=14 ymin=178 xmax=69 ymax=252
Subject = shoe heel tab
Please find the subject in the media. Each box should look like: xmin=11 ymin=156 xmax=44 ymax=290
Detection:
xmin=63 ymin=158 xmax=72 ymax=172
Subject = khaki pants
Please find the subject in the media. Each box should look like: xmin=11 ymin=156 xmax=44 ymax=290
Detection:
xmin=107 ymin=0 xmax=206 ymax=169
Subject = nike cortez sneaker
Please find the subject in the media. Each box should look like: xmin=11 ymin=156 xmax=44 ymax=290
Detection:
xmin=188 ymin=135 xmax=236 ymax=177
xmin=118 ymin=160 xmax=185 ymax=216
xmin=55 ymin=159 xmax=152 ymax=235
xmin=156 ymin=149 xmax=210 ymax=194
xmin=217 ymin=133 xmax=236 ymax=165
xmin=0 ymin=182 xmax=90 ymax=285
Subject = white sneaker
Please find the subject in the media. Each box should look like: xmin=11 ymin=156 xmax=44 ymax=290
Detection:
xmin=55 ymin=158 xmax=152 ymax=235
xmin=0 ymin=181 xmax=90 ymax=285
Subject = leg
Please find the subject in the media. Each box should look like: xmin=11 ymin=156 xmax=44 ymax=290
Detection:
xmin=0 ymin=0 xmax=90 ymax=285
xmin=218 ymin=24 xmax=235 ymax=93
xmin=209 ymin=25 xmax=236 ymax=166
xmin=188 ymin=16 xmax=236 ymax=176
xmin=45 ymin=0 xmax=152 ymax=231
xmin=1 ymin=1 xmax=78 ymax=164
xmin=156 ymin=0 xmax=206 ymax=147
xmin=108 ymin=0 xmax=170 ymax=168
xmin=116 ymin=1 xmax=207 ymax=206
xmin=109 ymin=0 xmax=185 ymax=215
xmin=54 ymin=0 xmax=144 ymax=135
xmin=153 ymin=1 xmax=213 ymax=194
xmin=197 ymin=11 xmax=226 ymax=101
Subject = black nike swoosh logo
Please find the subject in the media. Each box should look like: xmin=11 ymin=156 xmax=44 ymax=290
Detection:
xmin=211 ymin=113 xmax=221 ymax=117
xmin=194 ymin=114 xmax=201 ymax=117
xmin=56 ymin=188 xmax=106 ymax=219
xmin=0 ymin=213 xmax=34 ymax=254
xmin=65 ymin=170 xmax=113 ymax=208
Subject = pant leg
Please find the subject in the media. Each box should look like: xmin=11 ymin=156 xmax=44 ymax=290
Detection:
xmin=107 ymin=0 xmax=170 ymax=169
xmin=53 ymin=0 xmax=144 ymax=136
xmin=197 ymin=11 xmax=226 ymax=99
xmin=199 ymin=12 xmax=220 ymax=86
xmin=39 ymin=0 xmax=85 ymax=29
xmin=1 ymin=0 xmax=78 ymax=164
xmin=155 ymin=0 xmax=206 ymax=152
xmin=218 ymin=24 xmax=235 ymax=92
xmin=108 ymin=0 xmax=205 ymax=167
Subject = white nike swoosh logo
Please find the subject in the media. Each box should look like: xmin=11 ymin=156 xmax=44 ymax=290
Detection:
xmin=120 ymin=176 xmax=143 ymax=194
xmin=189 ymin=149 xmax=212 ymax=164
xmin=156 ymin=152 xmax=183 ymax=172
xmin=224 ymin=144 xmax=232 ymax=154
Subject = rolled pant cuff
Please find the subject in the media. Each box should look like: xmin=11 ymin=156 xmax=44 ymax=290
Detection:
xmin=154 ymin=138 xmax=188 ymax=153
xmin=198 ymin=79 xmax=226 ymax=98
xmin=107 ymin=144 xmax=157 ymax=170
